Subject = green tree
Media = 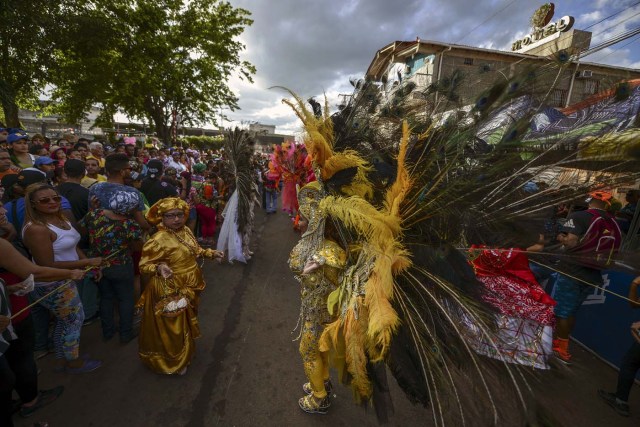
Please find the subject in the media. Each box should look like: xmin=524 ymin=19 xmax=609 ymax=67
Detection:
xmin=0 ymin=0 xmax=59 ymax=126
xmin=51 ymin=0 xmax=255 ymax=145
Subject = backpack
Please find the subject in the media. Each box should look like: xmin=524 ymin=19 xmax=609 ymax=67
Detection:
xmin=572 ymin=209 xmax=622 ymax=269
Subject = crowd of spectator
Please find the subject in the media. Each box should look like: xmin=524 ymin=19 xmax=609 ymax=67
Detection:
xmin=0 ymin=126 xmax=275 ymax=426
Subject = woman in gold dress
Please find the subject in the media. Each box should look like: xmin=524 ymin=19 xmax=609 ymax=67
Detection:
xmin=138 ymin=198 xmax=222 ymax=375
xmin=288 ymin=181 xmax=347 ymax=414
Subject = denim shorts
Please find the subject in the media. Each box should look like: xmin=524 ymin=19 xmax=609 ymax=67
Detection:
xmin=553 ymin=273 xmax=593 ymax=319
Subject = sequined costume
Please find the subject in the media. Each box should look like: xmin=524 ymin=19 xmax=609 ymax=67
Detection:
xmin=288 ymin=182 xmax=346 ymax=403
xmin=137 ymin=198 xmax=220 ymax=374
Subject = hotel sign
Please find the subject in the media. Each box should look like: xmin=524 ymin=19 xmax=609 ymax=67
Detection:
xmin=511 ymin=15 xmax=575 ymax=52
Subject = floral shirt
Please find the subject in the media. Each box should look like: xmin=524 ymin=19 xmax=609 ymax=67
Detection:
xmin=80 ymin=209 xmax=142 ymax=266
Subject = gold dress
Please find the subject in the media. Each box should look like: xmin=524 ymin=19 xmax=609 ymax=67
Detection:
xmin=289 ymin=238 xmax=346 ymax=399
xmin=138 ymin=225 xmax=217 ymax=374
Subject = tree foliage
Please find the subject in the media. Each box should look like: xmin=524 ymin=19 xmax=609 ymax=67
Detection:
xmin=50 ymin=0 xmax=255 ymax=144
xmin=0 ymin=0 xmax=71 ymax=126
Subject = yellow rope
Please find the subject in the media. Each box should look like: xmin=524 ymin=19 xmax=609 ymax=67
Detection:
xmin=9 ymin=248 xmax=126 ymax=320
xmin=529 ymin=260 xmax=638 ymax=306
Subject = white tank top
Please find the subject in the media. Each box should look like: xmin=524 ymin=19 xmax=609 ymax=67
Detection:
xmin=46 ymin=223 xmax=81 ymax=262
xmin=23 ymin=221 xmax=81 ymax=286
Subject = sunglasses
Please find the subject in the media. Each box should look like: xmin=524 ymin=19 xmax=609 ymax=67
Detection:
xmin=163 ymin=212 xmax=185 ymax=219
xmin=35 ymin=195 xmax=62 ymax=204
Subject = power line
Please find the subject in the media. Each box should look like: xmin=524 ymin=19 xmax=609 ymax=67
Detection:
xmin=583 ymin=1 xmax=640 ymax=30
xmin=589 ymin=10 xmax=640 ymax=38
xmin=454 ymin=0 xmax=520 ymax=44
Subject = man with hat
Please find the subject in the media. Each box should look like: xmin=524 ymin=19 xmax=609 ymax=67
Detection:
xmin=33 ymin=157 xmax=57 ymax=184
xmin=140 ymin=159 xmax=179 ymax=206
xmin=551 ymin=190 xmax=622 ymax=364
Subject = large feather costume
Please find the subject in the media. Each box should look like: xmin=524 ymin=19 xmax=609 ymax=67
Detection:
xmin=282 ymin=54 xmax=640 ymax=425
xmin=216 ymin=128 xmax=256 ymax=263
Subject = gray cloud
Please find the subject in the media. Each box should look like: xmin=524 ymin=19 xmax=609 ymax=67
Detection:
xmin=226 ymin=0 xmax=640 ymax=134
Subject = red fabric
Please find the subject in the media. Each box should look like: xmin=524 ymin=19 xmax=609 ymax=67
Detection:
xmin=281 ymin=173 xmax=299 ymax=214
xmin=196 ymin=204 xmax=217 ymax=238
xmin=470 ymin=245 xmax=556 ymax=326
xmin=0 ymin=271 xmax=30 ymax=324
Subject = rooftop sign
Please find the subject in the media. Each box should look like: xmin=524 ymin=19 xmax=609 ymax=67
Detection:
xmin=511 ymin=15 xmax=575 ymax=52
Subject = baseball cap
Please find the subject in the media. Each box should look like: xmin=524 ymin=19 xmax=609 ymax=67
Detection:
xmin=7 ymin=133 xmax=28 ymax=144
xmin=146 ymin=159 xmax=164 ymax=179
xmin=16 ymin=169 xmax=47 ymax=188
xmin=34 ymin=157 xmax=57 ymax=167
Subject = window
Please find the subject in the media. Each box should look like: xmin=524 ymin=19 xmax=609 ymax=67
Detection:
xmin=584 ymin=79 xmax=600 ymax=96
xmin=552 ymin=88 xmax=568 ymax=107
xmin=463 ymin=58 xmax=474 ymax=66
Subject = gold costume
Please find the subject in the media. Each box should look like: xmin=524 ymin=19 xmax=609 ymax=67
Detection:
xmin=288 ymin=182 xmax=347 ymax=401
xmin=290 ymin=239 xmax=346 ymax=399
xmin=138 ymin=198 xmax=219 ymax=375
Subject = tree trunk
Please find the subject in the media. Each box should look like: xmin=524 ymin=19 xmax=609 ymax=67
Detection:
xmin=1 ymin=98 xmax=20 ymax=128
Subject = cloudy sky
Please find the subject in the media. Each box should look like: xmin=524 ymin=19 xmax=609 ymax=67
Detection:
xmin=223 ymin=0 xmax=640 ymax=136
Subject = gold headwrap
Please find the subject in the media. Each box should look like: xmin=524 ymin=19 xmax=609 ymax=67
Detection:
xmin=146 ymin=197 xmax=190 ymax=225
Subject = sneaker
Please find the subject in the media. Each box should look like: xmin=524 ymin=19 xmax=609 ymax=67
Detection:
xmin=298 ymin=394 xmax=331 ymax=414
xmin=303 ymin=380 xmax=333 ymax=395
xmin=64 ymin=358 xmax=102 ymax=374
xmin=598 ymin=390 xmax=630 ymax=417
xmin=552 ymin=339 xmax=572 ymax=365
xmin=19 ymin=386 xmax=64 ymax=418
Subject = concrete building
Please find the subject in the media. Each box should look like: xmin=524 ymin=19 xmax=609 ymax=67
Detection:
xmin=365 ymin=16 xmax=640 ymax=111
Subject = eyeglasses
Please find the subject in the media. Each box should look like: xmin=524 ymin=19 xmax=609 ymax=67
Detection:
xmin=163 ymin=212 xmax=185 ymax=219
xmin=35 ymin=196 xmax=62 ymax=204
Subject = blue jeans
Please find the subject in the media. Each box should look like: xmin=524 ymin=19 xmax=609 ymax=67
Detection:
xmin=265 ymin=189 xmax=278 ymax=212
xmin=77 ymin=276 xmax=99 ymax=319
xmin=98 ymin=263 xmax=135 ymax=341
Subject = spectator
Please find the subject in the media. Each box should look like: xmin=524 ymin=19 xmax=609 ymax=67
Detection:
xmin=30 ymin=134 xmax=46 ymax=149
xmin=4 ymin=170 xmax=77 ymax=234
xmin=66 ymin=148 xmax=82 ymax=160
xmin=80 ymin=200 xmax=143 ymax=344
xmin=616 ymin=189 xmax=639 ymax=234
xmin=598 ymin=276 xmax=640 ymax=417
xmin=0 ymin=128 xmax=7 ymax=149
xmin=7 ymin=133 xmax=35 ymax=170
xmin=81 ymin=156 xmax=107 ymax=188
xmin=552 ymin=191 xmax=622 ymax=364
xmin=33 ymin=157 xmax=57 ymax=183
xmin=73 ymin=142 xmax=89 ymax=161
xmin=57 ymin=160 xmax=89 ymax=222
xmin=51 ymin=148 xmax=67 ymax=167
xmin=88 ymin=142 xmax=105 ymax=169
xmin=0 ymin=238 xmax=86 ymax=425
xmin=89 ymin=153 xmax=150 ymax=232
xmin=22 ymin=184 xmax=102 ymax=373
xmin=140 ymin=159 xmax=178 ymax=207
xmin=166 ymin=151 xmax=186 ymax=173
xmin=0 ymin=148 xmax=17 ymax=181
